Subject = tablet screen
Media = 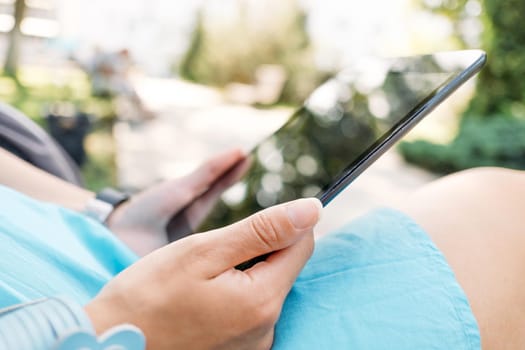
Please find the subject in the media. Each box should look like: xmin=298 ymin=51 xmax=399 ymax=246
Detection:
xmin=176 ymin=51 xmax=484 ymax=234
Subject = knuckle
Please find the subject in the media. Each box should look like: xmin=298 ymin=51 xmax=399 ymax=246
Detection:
xmin=180 ymin=236 xmax=213 ymax=262
xmin=176 ymin=188 xmax=194 ymax=205
xmin=252 ymin=299 xmax=281 ymax=329
xmin=257 ymin=332 xmax=275 ymax=350
xmin=248 ymin=212 xmax=282 ymax=251
xmin=304 ymin=233 xmax=315 ymax=258
xmin=232 ymin=292 xmax=280 ymax=337
xmin=203 ymin=161 xmax=221 ymax=182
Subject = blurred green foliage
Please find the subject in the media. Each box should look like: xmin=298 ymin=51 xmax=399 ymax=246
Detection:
xmin=0 ymin=66 xmax=114 ymax=121
xmin=468 ymin=0 xmax=525 ymax=117
xmin=400 ymin=0 xmax=525 ymax=173
xmin=0 ymin=67 xmax=117 ymax=190
xmin=416 ymin=0 xmax=473 ymax=48
xmin=179 ymin=1 xmax=327 ymax=105
xmin=400 ymin=117 xmax=525 ymax=173
xmin=82 ymin=128 xmax=117 ymax=191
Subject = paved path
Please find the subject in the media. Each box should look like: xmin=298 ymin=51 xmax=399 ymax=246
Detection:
xmin=114 ymin=77 xmax=437 ymax=236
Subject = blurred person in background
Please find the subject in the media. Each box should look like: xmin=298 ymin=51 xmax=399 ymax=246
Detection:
xmin=84 ymin=48 xmax=155 ymax=121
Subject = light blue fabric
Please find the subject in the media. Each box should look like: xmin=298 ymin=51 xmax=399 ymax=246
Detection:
xmin=0 ymin=185 xmax=481 ymax=349
xmin=274 ymin=208 xmax=481 ymax=349
xmin=0 ymin=185 xmax=138 ymax=307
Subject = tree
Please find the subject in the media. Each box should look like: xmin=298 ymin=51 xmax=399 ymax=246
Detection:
xmin=415 ymin=0 xmax=525 ymax=117
xmin=4 ymin=0 xmax=27 ymax=77
xmin=399 ymin=0 xmax=525 ymax=173
xmin=179 ymin=10 xmax=204 ymax=83
xmin=179 ymin=0 xmax=324 ymax=105
xmin=467 ymin=0 xmax=525 ymax=117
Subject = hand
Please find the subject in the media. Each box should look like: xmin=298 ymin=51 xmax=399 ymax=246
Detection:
xmin=107 ymin=149 xmax=246 ymax=256
xmin=85 ymin=198 xmax=322 ymax=350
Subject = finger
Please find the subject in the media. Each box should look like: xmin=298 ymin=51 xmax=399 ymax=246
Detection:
xmin=247 ymin=230 xmax=314 ymax=299
xmin=186 ymin=157 xmax=253 ymax=229
xmin=177 ymin=148 xmax=245 ymax=198
xmin=185 ymin=198 xmax=322 ymax=278
xmin=157 ymin=148 xmax=245 ymax=216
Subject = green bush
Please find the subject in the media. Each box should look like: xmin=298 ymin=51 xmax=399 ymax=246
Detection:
xmin=401 ymin=0 xmax=525 ymax=173
xmin=400 ymin=116 xmax=525 ymax=173
xmin=467 ymin=0 xmax=525 ymax=117
xmin=0 ymin=68 xmax=117 ymax=191
xmin=416 ymin=0 xmax=525 ymax=117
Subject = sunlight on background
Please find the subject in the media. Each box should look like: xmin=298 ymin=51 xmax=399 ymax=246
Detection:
xmin=0 ymin=0 xmax=474 ymax=78
xmin=0 ymin=0 xmax=485 ymax=75
xmin=0 ymin=0 xmax=488 ymax=232
xmin=51 ymin=0 xmax=461 ymax=74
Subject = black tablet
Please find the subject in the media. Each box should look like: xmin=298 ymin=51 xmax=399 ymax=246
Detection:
xmin=168 ymin=50 xmax=486 ymax=242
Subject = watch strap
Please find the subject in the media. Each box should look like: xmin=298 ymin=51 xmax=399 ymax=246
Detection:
xmin=96 ymin=188 xmax=130 ymax=207
xmin=83 ymin=188 xmax=130 ymax=224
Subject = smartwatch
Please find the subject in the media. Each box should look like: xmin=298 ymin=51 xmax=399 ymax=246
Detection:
xmin=82 ymin=187 xmax=130 ymax=224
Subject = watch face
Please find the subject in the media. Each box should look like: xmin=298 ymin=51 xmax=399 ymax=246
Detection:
xmin=83 ymin=198 xmax=115 ymax=224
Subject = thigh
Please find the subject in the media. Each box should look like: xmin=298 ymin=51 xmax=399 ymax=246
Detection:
xmin=397 ymin=167 xmax=525 ymax=349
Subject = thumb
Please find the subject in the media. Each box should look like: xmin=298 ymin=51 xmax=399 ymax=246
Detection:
xmin=187 ymin=198 xmax=322 ymax=278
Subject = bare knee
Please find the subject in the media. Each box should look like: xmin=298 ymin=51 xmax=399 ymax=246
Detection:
xmin=396 ymin=167 xmax=525 ymax=349
xmin=398 ymin=167 xmax=525 ymax=217
xmin=446 ymin=166 xmax=525 ymax=186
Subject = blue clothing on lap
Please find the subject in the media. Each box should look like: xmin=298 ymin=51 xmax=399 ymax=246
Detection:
xmin=273 ymin=208 xmax=480 ymax=349
xmin=0 ymin=186 xmax=137 ymax=306
xmin=0 ymin=185 xmax=481 ymax=349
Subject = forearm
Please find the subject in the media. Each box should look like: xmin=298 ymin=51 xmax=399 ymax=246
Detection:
xmin=0 ymin=148 xmax=94 ymax=211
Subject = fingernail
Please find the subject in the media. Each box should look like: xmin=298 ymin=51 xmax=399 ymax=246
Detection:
xmin=286 ymin=198 xmax=323 ymax=230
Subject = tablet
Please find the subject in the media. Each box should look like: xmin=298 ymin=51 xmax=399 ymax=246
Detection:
xmin=167 ymin=50 xmax=486 ymax=241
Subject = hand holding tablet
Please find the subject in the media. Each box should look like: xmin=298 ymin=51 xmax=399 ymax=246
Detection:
xmin=167 ymin=50 xmax=487 ymax=268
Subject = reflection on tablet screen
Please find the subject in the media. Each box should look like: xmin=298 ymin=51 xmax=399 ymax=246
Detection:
xmin=195 ymin=55 xmax=460 ymax=232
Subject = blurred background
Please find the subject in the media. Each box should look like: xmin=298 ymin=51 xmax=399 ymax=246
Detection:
xmin=0 ymin=0 xmax=523 ymax=234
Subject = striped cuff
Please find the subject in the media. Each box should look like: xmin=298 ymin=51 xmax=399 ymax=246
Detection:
xmin=0 ymin=297 xmax=93 ymax=349
xmin=0 ymin=297 xmax=145 ymax=350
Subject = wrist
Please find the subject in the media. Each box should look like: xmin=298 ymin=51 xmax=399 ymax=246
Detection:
xmin=84 ymin=298 xmax=130 ymax=337
xmin=84 ymin=301 xmax=109 ymax=336
xmin=83 ymin=298 xmax=146 ymax=349
xmin=104 ymin=199 xmax=131 ymax=230
xmin=84 ymin=292 xmax=138 ymax=336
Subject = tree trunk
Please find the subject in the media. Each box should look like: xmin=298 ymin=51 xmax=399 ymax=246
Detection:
xmin=4 ymin=0 xmax=27 ymax=77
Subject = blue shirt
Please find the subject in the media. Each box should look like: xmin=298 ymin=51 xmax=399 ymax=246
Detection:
xmin=0 ymin=185 xmax=481 ymax=349
xmin=0 ymin=185 xmax=137 ymax=307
